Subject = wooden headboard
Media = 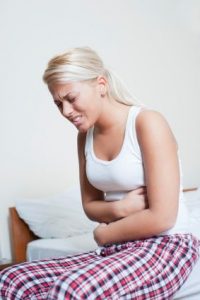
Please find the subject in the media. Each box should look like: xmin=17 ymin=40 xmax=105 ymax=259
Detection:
xmin=9 ymin=188 xmax=198 ymax=263
xmin=9 ymin=207 xmax=39 ymax=263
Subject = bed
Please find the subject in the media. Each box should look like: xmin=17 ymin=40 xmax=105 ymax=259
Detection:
xmin=8 ymin=187 xmax=200 ymax=299
xmin=9 ymin=206 xmax=97 ymax=263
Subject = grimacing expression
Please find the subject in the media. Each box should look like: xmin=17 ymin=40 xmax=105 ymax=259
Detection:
xmin=49 ymin=80 xmax=103 ymax=132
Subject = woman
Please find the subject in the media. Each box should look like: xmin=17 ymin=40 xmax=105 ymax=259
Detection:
xmin=0 ymin=47 xmax=199 ymax=299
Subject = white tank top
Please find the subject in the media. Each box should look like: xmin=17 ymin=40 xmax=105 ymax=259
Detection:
xmin=85 ymin=105 xmax=189 ymax=234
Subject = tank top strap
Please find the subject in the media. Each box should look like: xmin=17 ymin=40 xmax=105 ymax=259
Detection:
xmin=85 ymin=127 xmax=93 ymax=157
xmin=125 ymin=105 xmax=146 ymax=160
xmin=126 ymin=105 xmax=144 ymax=127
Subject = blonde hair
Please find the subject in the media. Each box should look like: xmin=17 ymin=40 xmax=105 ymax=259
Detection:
xmin=43 ymin=47 xmax=139 ymax=106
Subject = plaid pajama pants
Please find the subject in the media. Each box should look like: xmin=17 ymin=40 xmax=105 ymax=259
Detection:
xmin=0 ymin=234 xmax=199 ymax=300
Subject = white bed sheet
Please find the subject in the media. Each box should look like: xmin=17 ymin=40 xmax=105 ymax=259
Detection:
xmin=27 ymin=232 xmax=98 ymax=261
xmin=27 ymin=189 xmax=200 ymax=299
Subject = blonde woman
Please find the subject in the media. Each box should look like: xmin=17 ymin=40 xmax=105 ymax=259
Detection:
xmin=0 ymin=47 xmax=199 ymax=299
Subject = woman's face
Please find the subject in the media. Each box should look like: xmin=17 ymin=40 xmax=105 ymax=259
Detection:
xmin=49 ymin=80 xmax=103 ymax=132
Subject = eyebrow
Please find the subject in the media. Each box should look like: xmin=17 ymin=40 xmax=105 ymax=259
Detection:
xmin=54 ymin=99 xmax=61 ymax=103
xmin=63 ymin=93 xmax=75 ymax=100
xmin=64 ymin=91 xmax=80 ymax=101
xmin=54 ymin=92 xmax=72 ymax=103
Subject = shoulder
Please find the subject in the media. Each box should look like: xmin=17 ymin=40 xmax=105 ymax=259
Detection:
xmin=136 ymin=109 xmax=170 ymax=131
xmin=135 ymin=109 xmax=177 ymax=150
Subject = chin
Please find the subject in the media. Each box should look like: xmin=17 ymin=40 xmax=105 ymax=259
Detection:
xmin=77 ymin=126 xmax=88 ymax=133
xmin=77 ymin=122 xmax=92 ymax=133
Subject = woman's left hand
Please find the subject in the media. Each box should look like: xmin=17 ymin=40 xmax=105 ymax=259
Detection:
xmin=93 ymin=223 xmax=108 ymax=246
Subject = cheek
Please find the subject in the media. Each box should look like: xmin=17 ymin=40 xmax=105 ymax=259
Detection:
xmin=77 ymin=88 xmax=101 ymax=116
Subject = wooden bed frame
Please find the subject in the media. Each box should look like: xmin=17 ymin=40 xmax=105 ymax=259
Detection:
xmin=9 ymin=188 xmax=198 ymax=263
xmin=9 ymin=207 xmax=39 ymax=263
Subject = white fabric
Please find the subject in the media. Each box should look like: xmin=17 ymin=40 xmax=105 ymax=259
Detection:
xmin=85 ymin=106 xmax=145 ymax=194
xmin=27 ymin=232 xmax=97 ymax=261
xmin=15 ymin=186 xmax=98 ymax=239
xmin=174 ymin=189 xmax=200 ymax=299
xmin=182 ymin=188 xmax=200 ymax=239
xmin=85 ymin=105 xmax=189 ymax=235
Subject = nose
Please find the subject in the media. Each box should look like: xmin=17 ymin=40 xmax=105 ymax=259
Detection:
xmin=62 ymin=101 xmax=73 ymax=118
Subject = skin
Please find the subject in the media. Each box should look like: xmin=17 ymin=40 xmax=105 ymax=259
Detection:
xmin=49 ymin=76 xmax=180 ymax=246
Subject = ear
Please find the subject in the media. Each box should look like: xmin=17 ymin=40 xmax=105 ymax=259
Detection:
xmin=97 ymin=76 xmax=107 ymax=97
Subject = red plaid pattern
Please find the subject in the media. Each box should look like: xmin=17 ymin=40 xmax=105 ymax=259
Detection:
xmin=0 ymin=234 xmax=199 ymax=300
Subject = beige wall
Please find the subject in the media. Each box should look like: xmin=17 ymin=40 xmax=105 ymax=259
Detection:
xmin=0 ymin=0 xmax=200 ymax=259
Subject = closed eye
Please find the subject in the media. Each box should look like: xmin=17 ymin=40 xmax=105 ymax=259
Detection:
xmin=64 ymin=96 xmax=76 ymax=103
xmin=64 ymin=92 xmax=79 ymax=103
xmin=54 ymin=101 xmax=62 ymax=109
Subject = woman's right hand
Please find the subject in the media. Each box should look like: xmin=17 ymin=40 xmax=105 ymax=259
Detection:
xmin=117 ymin=187 xmax=148 ymax=218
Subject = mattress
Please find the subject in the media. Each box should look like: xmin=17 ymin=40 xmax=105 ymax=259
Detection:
xmin=27 ymin=189 xmax=200 ymax=299
xmin=27 ymin=232 xmax=98 ymax=261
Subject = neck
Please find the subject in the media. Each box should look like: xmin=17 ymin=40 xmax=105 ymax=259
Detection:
xmin=94 ymin=99 xmax=131 ymax=134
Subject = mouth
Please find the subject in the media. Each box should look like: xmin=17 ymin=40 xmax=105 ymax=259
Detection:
xmin=71 ymin=115 xmax=82 ymax=126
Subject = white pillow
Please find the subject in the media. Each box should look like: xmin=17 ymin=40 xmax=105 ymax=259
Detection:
xmin=15 ymin=186 xmax=98 ymax=239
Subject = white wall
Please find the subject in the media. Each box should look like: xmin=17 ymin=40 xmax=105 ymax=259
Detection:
xmin=0 ymin=0 xmax=200 ymax=259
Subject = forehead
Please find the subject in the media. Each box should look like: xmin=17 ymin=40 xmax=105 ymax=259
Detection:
xmin=48 ymin=82 xmax=77 ymax=97
xmin=48 ymin=81 xmax=94 ymax=99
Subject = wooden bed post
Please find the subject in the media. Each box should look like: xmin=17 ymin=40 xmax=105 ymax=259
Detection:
xmin=9 ymin=207 xmax=39 ymax=263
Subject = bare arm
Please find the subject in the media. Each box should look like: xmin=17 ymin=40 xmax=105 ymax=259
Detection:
xmin=78 ymin=133 xmax=147 ymax=223
xmin=94 ymin=110 xmax=180 ymax=245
